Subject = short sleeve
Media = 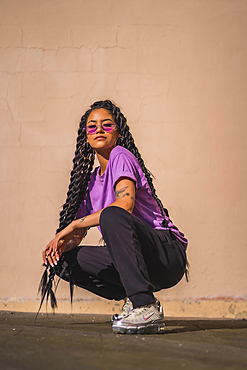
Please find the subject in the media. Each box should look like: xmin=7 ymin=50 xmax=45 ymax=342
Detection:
xmin=110 ymin=152 xmax=142 ymax=189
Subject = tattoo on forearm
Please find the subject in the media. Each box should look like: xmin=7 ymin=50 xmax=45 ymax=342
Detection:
xmin=63 ymin=244 xmax=75 ymax=252
xmin=62 ymin=238 xmax=78 ymax=253
xmin=79 ymin=217 xmax=86 ymax=223
xmin=115 ymin=186 xmax=135 ymax=201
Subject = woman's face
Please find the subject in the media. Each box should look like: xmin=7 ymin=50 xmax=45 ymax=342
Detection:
xmin=86 ymin=108 xmax=120 ymax=153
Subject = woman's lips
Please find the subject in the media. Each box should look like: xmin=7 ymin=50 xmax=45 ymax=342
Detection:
xmin=95 ymin=136 xmax=106 ymax=140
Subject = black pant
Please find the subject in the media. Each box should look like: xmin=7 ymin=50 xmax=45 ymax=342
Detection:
xmin=58 ymin=206 xmax=187 ymax=308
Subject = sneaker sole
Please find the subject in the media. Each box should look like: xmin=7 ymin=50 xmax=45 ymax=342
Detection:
xmin=112 ymin=321 xmax=165 ymax=334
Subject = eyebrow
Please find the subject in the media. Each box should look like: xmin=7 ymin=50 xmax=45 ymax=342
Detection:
xmin=87 ymin=118 xmax=114 ymax=124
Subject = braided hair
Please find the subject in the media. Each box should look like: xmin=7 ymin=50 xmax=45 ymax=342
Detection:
xmin=57 ymin=99 xmax=169 ymax=234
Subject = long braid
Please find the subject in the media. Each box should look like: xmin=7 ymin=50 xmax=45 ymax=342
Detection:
xmin=121 ymin=124 xmax=168 ymax=217
xmin=37 ymin=108 xmax=95 ymax=317
xmin=57 ymin=116 xmax=95 ymax=233
xmin=108 ymin=101 xmax=169 ymax=219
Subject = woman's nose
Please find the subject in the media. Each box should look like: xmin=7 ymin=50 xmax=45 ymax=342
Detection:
xmin=95 ymin=124 xmax=104 ymax=133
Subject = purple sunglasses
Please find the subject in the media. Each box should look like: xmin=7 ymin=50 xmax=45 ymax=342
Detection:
xmin=84 ymin=123 xmax=117 ymax=135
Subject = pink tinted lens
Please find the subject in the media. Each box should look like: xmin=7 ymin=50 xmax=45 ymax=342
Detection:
xmin=103 ymin=123 xmax=115 ymax=132
xmin=86 ymin=125 xmax=97 ymax=134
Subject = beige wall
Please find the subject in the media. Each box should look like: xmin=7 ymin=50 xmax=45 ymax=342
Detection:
xmin=1 ymin=0 xmax=247 ymax=318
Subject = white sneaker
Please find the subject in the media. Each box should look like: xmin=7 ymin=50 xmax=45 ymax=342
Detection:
xmin=111 ymin=298 xmax=133 ymax=322
xmin=112 ymin=301 xmax=165 ymax=334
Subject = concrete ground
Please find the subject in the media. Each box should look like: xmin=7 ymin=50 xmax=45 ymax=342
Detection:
xmin=0 ymin=311 xmax=247 ymax=370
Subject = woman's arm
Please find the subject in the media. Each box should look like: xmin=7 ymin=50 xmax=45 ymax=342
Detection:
xmin=43 ymin=228 xmax=86 ymax=266
xmin=44 ymin=177 xmax=135 ymax=266
xmin=72 ymin=177 xmax=135 ymax=230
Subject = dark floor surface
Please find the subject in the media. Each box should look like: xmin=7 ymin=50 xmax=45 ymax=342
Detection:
xmin=0 ymin=311 xmax=247 ymax=370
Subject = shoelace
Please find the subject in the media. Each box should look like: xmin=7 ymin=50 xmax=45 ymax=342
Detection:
xmin=129 ymin=303 xmax=159 ymax=317
xmin=122 ymin=298 xmax=132 ymax=314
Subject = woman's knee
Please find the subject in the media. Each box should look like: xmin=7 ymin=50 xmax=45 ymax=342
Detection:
xmin=100 ymin=206 xmax=129 ymax=229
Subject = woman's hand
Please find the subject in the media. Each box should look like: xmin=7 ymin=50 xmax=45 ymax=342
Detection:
xmin=42 ymin=237 xmax=66 ymax=267
xmin=42 ymin=223 xmax=76 ymax=267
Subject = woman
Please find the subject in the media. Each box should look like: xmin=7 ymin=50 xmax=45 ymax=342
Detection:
xmin=42 ymin=100 xmax=188 ymax=334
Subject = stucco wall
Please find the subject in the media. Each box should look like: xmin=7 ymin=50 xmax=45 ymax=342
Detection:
xmin=1 ymin=0 xmax=247 ymax=317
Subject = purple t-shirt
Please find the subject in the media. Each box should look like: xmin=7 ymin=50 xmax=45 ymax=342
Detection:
xmin=76 ymin=146 xmax=187 ymax=245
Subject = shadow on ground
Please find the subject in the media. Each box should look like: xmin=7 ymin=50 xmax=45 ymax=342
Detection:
xmin=1 ymin=311 xmax=247 ymax=370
